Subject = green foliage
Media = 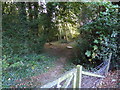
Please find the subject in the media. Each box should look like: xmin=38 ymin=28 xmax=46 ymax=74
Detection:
xmin=28 ymin=35 xmax=46 ymax=54
xmin=59 ymin=39 xmax=68 ymax=43
xmin=2 ymin=2 xmax=120 ymax=88
xmin=85 ymin=50 xmax=91 ymax=57
xmin=2 ymin=2 xmax=47 ymax=55
xmin=75 ymin=2 xmax=120 ymax=68
xmin=2 ymin=54 xmax=56 ymax=88
xmin=72 ymin=38 xmax=90 ymax=65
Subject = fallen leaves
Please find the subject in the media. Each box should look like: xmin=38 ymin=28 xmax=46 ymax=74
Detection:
xmin=98 ymin=70 xmax=119 ymax=88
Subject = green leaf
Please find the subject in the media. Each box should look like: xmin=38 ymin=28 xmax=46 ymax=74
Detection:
xmin=31 ymin=66 xmax=34 ymax=70
xmin=85 ymin=50 xmax=91 ymax=57
xmin=93 ymin=45 xmax=98 ymax=50
xmin=99 ymin=37 xmax=103 ymax=40
xmin=92 ymin=53 xmax=96 ymax=58
xmin=88 ymin=59 xmax=92 ymax=62
xmin=10 ymin=62 xmax=21 ymax=68
xmin=94 ymin=40 xmax=99 ymax=44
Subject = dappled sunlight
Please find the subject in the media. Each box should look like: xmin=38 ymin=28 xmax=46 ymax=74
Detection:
xmin=2 ymin=1 xmax=119 ymax=88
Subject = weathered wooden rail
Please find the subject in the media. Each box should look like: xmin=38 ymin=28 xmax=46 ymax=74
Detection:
xmin=40 ymin=53 xmax=112 ymax=88
xmin=40 ymin=65 xmax=104 ymax=88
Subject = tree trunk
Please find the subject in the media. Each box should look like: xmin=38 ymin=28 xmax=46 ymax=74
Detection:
xmin=33 ymin=2 xmax=39 ymax=36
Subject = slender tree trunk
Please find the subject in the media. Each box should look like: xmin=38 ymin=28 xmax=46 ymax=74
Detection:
xmin=18 ymin=2 xmax=27 ymax=34
xmin=33 ymin=2 xmax=39 ymax=36
xmin=28 ymin=3 xmax=32 ymax=20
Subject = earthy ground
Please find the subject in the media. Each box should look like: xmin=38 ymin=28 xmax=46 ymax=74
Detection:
xmin=14 ymin=42 xmax=119 ymax=88
xmin=98 ymin=70 xmax=119 ymax=88
xmin=15 ymin=42 xmax=75 ymax=88
xmin=81 ymin=70 xmax=119 ymax=88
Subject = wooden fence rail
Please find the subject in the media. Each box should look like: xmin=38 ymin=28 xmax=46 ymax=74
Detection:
xmin=41 ymin=53 xmax=112 ymax=88
xmin=41 ymin=65 xmax=104 ymax=88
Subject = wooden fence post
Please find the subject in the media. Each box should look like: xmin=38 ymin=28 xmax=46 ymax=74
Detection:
xmin=57 ymin=78 xmax=61 ymax=89
xmin=41 ymin=64 xmax=104 ymax=88
xmin=106 ymin=53 xmax=112 ymax=76
xmin=76 ymin=65 xmax=82 ymax=89
xmin=73 ymin=73 xmax=77 ymax=89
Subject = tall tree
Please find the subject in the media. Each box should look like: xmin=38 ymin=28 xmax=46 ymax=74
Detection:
xmin=33 ymin=2 xmax=39 ymax=36
xmin=18 ymin=2 xmax=28 ymax=34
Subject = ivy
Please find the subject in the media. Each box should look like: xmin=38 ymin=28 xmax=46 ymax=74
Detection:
xmin=77 ymin=2 xmax=120 ymax=68
xmin=85 ymin=50 xmax=91 ymax=57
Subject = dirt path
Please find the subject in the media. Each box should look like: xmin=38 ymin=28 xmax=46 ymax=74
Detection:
xmin=44 ymin=42 xmax=74 ymax=58
xmin=15 ymin=42 xmax=74 ymax=88
xmin=35 ymin=42 xmax=74 ymax=86
xmin=14 ymin=42 xmax=119 ymax=88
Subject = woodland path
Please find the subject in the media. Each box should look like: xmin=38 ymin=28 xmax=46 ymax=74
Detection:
xmin=15 ymin=42 xmax=75 ymax=88
xmin=15 ymin=42 xmax=119 ymax=88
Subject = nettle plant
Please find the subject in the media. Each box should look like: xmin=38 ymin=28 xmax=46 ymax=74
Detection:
xmin=79 ymin=2 xmax=119 ymax=66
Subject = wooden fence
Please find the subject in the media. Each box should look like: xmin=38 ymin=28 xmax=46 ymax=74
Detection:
xmin=40 ymin=53 xmax=112 ymax=88
xmin=40 ymin=65 xmax=104 ymax=88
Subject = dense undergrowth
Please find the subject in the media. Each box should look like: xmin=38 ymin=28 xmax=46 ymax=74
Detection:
xmin=73 ymin=2 xmax=120 ymax=69
xmin=2 ymin=53 xmax=56 ymax=88
xmin=2 ymin=2 xmax=120 ymax=88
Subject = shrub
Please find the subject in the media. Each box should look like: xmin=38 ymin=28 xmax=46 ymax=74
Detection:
xmin=28 ymin=35 xmax=46 ymax=54
xmin=2 ymin=53 xmax=56 ymax=88
xmin=75 ymin=2 xmax=119 ymax=68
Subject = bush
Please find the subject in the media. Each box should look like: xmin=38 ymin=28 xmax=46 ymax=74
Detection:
xmin=2 ymin=53 xmax=56 ymax=88
xmin=2 ymin=33 xmax=46 ymax=55
xmin=28 ymin=35 xmax=46 ymax=54
xmin=74 ymin=2 xmax=120 ymax=68
xmin=75 ymin=38 xmax=90 ymax=63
